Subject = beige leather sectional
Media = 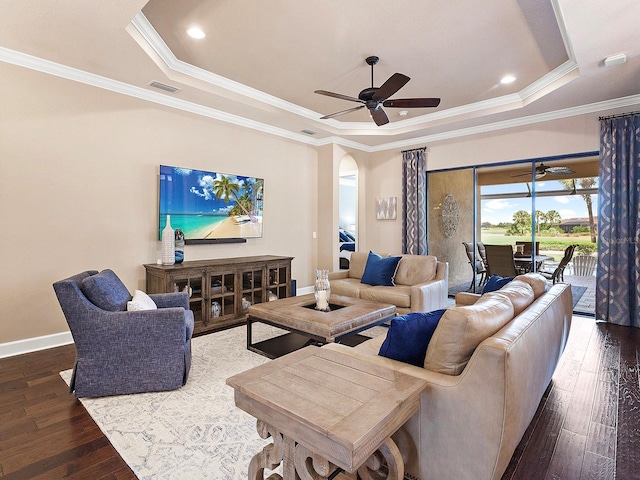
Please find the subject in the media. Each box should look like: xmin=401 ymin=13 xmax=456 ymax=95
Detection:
xmin=328 ymin=251 xmax=449 ymax=314
xmin=324 ymin=273 xmax=573 ymax=480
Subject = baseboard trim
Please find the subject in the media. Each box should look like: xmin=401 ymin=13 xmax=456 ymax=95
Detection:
xmin=0 ymin=290 xmax=316 ymax=360
xmin=0 ymin=331 xmax=74 ymax=359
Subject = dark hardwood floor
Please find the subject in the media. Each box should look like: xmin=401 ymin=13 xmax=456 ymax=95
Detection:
xmin=1 ymin=315 xmax=638 ymax=479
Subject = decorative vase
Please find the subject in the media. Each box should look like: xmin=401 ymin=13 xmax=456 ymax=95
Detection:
xmin=161 ymin=215 xmax=175 ymax=265
xmin=314 ymin=269 xmax=331 ymax=311
xmin=174 ymin=228 xmax=185 ymax=264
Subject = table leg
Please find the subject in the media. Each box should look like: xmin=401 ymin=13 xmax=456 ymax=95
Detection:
xmin=249 ymin=420 xmax=284 ymax=480
xmin=357 ymin=438 xmax=404 ymax=480
xmin=248 ymin=420 xmax=404 ymax=480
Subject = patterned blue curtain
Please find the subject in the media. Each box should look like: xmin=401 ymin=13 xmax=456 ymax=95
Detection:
xmin=597 ymin=113 xmax=640 ymax=327
xmin=402 ymin=148 xmax=427 ymax=255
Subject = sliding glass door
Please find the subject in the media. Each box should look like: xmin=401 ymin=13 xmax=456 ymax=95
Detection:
xmin=427 ymin=154 xmax=598 ymax=314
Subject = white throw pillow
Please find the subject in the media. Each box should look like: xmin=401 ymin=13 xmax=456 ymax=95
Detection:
xmin=127 ymin=289 xmax=157 ymax=311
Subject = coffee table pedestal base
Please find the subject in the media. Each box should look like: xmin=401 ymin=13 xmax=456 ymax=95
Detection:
xmin=249 ymin=420 xmax=403 ymax=480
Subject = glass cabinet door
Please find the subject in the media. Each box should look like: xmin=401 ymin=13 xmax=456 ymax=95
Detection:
xmin=267 ymin=264 xmax=289 ymax=301
xmin=241 ymin=269 xmax=264 ymax=312
xmin=171 ymin=275 xmax=204 ymax=328
xmin=209 ymin=270 xmax=236 ymax=322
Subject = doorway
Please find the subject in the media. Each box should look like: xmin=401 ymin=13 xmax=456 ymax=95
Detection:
xmin=339 ymin=155 xmax=358 ymax=269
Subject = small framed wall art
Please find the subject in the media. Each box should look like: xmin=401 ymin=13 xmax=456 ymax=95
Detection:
xmin=376 ymin=197 xmax=397 ymax=220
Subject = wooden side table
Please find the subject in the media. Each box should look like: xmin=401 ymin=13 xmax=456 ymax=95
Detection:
xmin=227 ymin=346 xmax=426 ymax=479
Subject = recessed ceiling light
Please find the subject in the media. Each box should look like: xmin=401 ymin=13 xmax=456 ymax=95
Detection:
xmin=187 ymin=27 xmax=205 ymax=39
xmin=500 ymin=75 xmax=516 ymax=85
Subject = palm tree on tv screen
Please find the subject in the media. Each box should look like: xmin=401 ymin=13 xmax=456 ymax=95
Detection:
xmin=212 ymin=175 xmax=251 ymax=217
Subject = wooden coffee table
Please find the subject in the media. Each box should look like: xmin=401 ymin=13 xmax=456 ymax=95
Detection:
xmin=246 ymin=293 xmax=396 ymax=358
xmin=227 ymin=346 xmax=426 ymax=480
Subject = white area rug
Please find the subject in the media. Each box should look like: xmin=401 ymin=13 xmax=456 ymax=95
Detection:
xmin=60 ymin=324 xmax=386 ymax=479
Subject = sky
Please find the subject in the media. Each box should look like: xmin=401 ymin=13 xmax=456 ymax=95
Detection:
xmin=159 ymin=165 xmax=260 ymax=215
xmin=481 ymin=179 xmax=598 ymax=224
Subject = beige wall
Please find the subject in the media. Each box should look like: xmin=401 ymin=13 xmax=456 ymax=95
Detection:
xmin=0 ymin=63 xmax=318 ymax=344
xmin=0 ymin=59 xmax=606 ymax=349
xmin=355 ymin=114 xmax=600 ymax=257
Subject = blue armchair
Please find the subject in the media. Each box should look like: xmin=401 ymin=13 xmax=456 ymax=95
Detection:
xmin=53 ymin=269 xmax=194 ymax=398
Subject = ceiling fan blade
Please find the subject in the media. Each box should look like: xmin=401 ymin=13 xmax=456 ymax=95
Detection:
xmin=314 ymin=90 xmax=363 ymax=104
xmin=372 ymin=73 xmax=410 ymax=102
xmin=369 ymin=106 xmax=389 ymax=126
xmin=320 ymin=105 xmax=366 ymax=120
xmin=546 ymin=166 xmax=575 ymax=175
xmin=510 ymin=172 xmax=535 ymax=177
xmin=383 ymin=97 xmax=441 ymax=108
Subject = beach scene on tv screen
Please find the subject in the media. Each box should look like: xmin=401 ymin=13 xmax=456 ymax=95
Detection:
xmin=159 ymin=165 xmax=263 ymax=239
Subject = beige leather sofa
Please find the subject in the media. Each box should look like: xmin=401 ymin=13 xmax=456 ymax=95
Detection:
xmin=324 ymin=273 xmax=572 ymax=480
xmin=328 ymin=252 xmax=449 ymax=314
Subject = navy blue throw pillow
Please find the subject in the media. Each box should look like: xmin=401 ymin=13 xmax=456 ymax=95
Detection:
xmin=361 ymin=251 xmax=402 ymax=286
xmin=482 ymin=274 xmax=515 ymax=294
xmin=378 ymin=310 xmax=446 ymax=367
xmin=81 ymin=269 xmax=132 ymax=311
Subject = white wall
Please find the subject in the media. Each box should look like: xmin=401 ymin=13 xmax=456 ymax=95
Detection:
xmin=0 ymin=62 xmax=318 ymax=345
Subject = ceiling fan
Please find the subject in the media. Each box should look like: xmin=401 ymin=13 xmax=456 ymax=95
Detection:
xmin=314 ymin=56 xmax=441 ymax=126
xmin=511 ymin=163 xmax=575 ymax=179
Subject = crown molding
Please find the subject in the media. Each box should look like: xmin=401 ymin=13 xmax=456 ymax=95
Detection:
xmin=368 ymin=93 xmax=640 ymax=153
xmin=0 ymin=46 xmax=320 ymax=147
xmin=129 ymin=12 xmax=581 ymax=134
xmin=1 ymin=46 xmax=639 ymax=155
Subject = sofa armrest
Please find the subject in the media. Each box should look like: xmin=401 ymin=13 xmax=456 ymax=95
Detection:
xmin=454 ymin=292 xmax=481 ymax=306
xmin=409 ymin=262 xmax=448 ymax=312
xmin=328 ymin=270 xmax=349 ymax=281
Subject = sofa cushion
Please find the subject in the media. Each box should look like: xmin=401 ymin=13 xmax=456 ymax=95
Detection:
xmin=81 ymin=269 xmax=131 ymax=312
xmin=361 ymin=251 xmax=401 ymax=286
xmin=331 ymin=278 xmax=371 ymax=298
xmin=379 ymin=310 xmax=446 ymax=366
xmin=424 ymin=292 xmax=514 ymax=375
xmin=360 ymin=285 xmax=412 ymax=308
xmin=482 ymin=274 xmax=515 ymax=293
xmin=347 ymin=252 xmax=371 ymax=279
xmin=514 ymin=273 xmax=548 ymax=298
xmin=394 ymin=255 xmax=437 ymax=285
xmin=495 ymin=280 xmax=535 ymax=316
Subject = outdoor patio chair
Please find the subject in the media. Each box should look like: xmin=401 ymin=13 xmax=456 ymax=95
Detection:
xmin=484 ymin=244 xmax=519 ymax=277
xmin=462 ymin=242 xmax=488 ymax=288
xmin=573 ymin=255 xmax=597 ymax=276
xmin=539 ymin=244 xmax=578 ymax=284
xmin=516 ymin=241 xmax=540 ymax=255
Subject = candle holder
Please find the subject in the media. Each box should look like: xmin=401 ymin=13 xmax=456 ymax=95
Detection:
xmin=314 ymin=269 xmax=331 ymax=311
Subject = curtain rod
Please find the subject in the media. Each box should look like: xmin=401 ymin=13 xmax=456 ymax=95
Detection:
xmin=599 ymin=110 xmax=640 ymax=121
xmin=401 ymin=146 xmax=427 ymax=153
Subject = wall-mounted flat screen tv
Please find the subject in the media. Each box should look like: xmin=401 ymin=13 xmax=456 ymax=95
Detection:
xmin=159 ymin=165 xmax=264 ymax=243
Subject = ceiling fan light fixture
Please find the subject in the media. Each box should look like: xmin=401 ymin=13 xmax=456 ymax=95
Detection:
xmin=187 ymin=26 xmax=206 ymax=39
